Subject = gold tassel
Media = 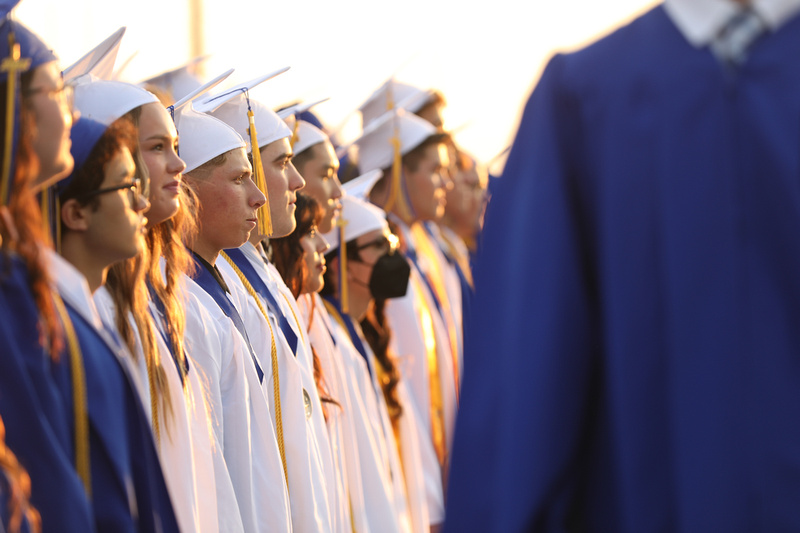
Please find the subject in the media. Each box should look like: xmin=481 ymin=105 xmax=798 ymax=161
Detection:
xmin=40 ymin=186 xmax=50 ymax=234
xmin=338 ymin=217 xmax=348 ymax=313
xmin=247 ymin=109 xmax=273 ymax=237
xmin=1 ymin=34 xmax=31 ymax=206
xmin=289 ymin=117 xmax=300 ymax=149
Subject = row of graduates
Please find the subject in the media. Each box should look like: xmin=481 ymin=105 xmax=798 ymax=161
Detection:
xmin=0 ymin=6 xmax=487 ymax=533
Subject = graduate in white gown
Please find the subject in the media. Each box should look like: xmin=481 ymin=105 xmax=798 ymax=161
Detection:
xmin=354 ymin=110 xmax=455 ymax=526
xmin=68 ymin=69 xmax=238 ymax=532
xmin=177 ymin=101 xmax=292 ymax=532
xmin=320 ymin=190 xmax=433 ymax=533
xmin=196 ymin=73 xmax=337 ymax=533
xmin=271 ymin=193 xmax=362 ymax=533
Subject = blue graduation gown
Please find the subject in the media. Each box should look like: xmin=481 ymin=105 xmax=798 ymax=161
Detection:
xmin=63 ymin=297 xmax=179 ymax=533
xmin=0 ymin=254 xmax=179 ymax=532
xmin=0 ymin=256 xmax=95 ymax=532
xmin=445 ymin=6 xmax=800 ymax=532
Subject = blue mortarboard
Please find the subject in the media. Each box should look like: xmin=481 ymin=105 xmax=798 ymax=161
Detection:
xmin=57 ymin=117 xmax=108 ymax=194
xmin=0 ymin=1 xmax=57 ymax=83
xmin=296 ymin=109 xmax=324 ymax=131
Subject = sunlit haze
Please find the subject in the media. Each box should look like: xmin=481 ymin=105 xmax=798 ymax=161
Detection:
xmin=17 ymin=0 xmax=659 ymax=174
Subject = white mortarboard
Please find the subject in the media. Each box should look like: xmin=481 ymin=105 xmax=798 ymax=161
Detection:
xmin=196 ymin=67 xmax=292 ymax=153
xmin=359 ymin=79 xmax=434 ymax=129
xmin=322 ymin=193 xmax=388 ymax=251
xmin=174 ymin=104 xmax=245 ymax=174
xmin=139 ymin=55 xmax=210 ymax=104
xmin=73 ymin=76 xmax=159 ymax=126
xmin=355 ymin=108 xmax=437 ymax=173
xmin=342 ymin=169 xmax=382 ymax=202
xmin=63 ymin=26 xmax=126 ymax=83
xmin=168 ymin=68 xmax=235 ymax=119
xmin=292 ymin=120 xmax=329 ymax=156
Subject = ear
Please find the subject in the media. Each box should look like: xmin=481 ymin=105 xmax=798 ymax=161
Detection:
xmin=60 ymin=198 xmax=90 ymax=232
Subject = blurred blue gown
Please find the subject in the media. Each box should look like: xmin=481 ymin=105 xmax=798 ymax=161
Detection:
xmin=444 ymin=5 xmax=800 ymax=532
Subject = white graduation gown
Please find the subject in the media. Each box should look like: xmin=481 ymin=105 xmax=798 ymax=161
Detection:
xmin=184 ymin=272 xmax=291 ymax=533
xmin=216 ymin=247 xmax=334 ymax=533
xmin=322 ymin=300 xmax=421 ymax=533
xmin=383 ymin=223 xmax=453 ymax=525
xmin=298 ymin=293 xmax=371 ymax=533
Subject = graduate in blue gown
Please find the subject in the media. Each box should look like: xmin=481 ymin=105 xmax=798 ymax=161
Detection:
xmin=445 ymin=1 xmax=800 ymax=531
xmin=0 ymin=3 xmax=95 ymax=531
xmin=52 ymin=116 xmax=179 ymax=532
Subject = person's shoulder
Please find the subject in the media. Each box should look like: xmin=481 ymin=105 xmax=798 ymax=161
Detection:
xmin=554 ymin=6 xmax=678 ymax=86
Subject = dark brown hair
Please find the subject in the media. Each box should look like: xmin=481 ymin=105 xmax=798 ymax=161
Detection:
xmin=271 ymin=193 xmax=322 ymax=299
xmin=272 ymin=193 xmax=340 ymax=420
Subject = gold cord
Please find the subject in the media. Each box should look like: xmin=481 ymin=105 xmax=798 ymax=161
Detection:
xmin=220 ymin=252 xmax=288 ymax=490
xmin=52 ymin=293 xmax=91 ymax=498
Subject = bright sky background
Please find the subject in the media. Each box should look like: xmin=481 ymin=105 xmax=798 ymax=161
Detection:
xmin=16 ymin=0 xmax=659 ymax=174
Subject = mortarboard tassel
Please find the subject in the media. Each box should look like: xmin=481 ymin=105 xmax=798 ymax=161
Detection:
xmin=381 ymin=81 xmax=414 ymax=222
xmin=338 ymin=215 xmax=348 ymax=313
xmin=247 ymin=107 xmax=273 ymax=237
xmin=1 ymin=31 xmax=30 ymax=207
xmin=289 ymin=116 xmax=300 ymax=150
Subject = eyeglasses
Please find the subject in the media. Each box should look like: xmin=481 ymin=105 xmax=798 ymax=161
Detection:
xmin=23 ymin=82 xmax=75 ymax=113
xmin=354 ymin=233 xmax=399 ymax=255
xmin=78 ymin=178 xmax=143 ymax=207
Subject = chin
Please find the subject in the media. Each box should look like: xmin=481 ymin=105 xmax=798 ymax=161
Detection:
xmin=34 ymin=157 xmax=74 ymax=191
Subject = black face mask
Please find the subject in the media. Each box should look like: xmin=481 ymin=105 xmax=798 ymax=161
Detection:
xmin=367 ymin=251 xmax=411 ymax=300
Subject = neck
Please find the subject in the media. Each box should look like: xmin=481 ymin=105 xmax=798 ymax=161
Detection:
xmin=249 ymin=231 xmax=267 ymax=247
xmin=371 ymin=184 xmax=417 ymax=226
xmin=347 ymin=288 xmax=370 ymax=322
xmin=187 ymin=235 xmax=220 ymax=266
xmin=59 ymin=237 xmax=108 ymax=293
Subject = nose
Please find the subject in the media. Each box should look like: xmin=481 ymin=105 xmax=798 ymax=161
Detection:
xmin=249 ymin=179 xmax=266 ymax=209
xmin=288 ymin=161 xmax=306 ymax=192
xmin=134 ymin=192 xmax=150 ymax=213
xmin=331 ymin=174 xmax=343 ymax=200
xmin=316 ymin=233 xmax=330 ymax=254
xmin=168 ymin=148 xmax=186 ymax=175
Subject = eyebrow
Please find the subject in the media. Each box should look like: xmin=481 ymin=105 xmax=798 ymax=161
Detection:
xmin=272 ymin=152 xmax=292 ymax=163
xmin=143 ymin=134 xmax=178 ymax=143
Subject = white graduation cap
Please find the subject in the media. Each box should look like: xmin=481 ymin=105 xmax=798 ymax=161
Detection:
xmin=342 ymin=169 xmax=382 ymax=202
xmin=139 ymin=55 xmax=210 ymax=104
xmin=196 ymin=67 xmax=292 ymax=153
xmin=174 ymin=103 xmax=245 ymax=174
xmin=354 ymin=108 xmax=437 ymax=174
xmin=322 ymin=193 xmax=388 ymax=251
xmin=168 ymin=68 xmax=235 ymax=119
xmin=195 ymin=67 xmax=291 ymax=236
xmin=63 ymin=26 xmax=126 ymax=83
xmin=73 ymin=76 xmax=159 ymax=126
xmin=359 ymin=78 xmax=435 ymax=129
xmin=292 ymin=120 xmax=329 ymax=156
xmin=111 ymin=50 xmax=137 ymax=81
